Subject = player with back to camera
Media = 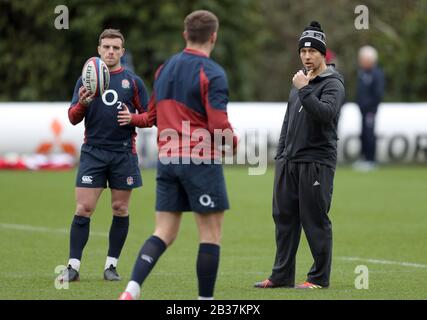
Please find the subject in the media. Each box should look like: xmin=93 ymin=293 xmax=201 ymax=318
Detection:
xmin=254 ymin=21 xmax=345 ymax=290
xmin=59 ymin=29 xmax=149 ymax=282
xmin=116 ymin=10 xmax=238 ymax=300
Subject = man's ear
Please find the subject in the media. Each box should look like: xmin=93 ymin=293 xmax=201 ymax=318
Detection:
xmin=183 ymin=30 xmax=188 ymax=42
xmin=97 ymin=45 xmax=101 ymax=56
xmin=211 ymin=32 xmax=217 ymax=44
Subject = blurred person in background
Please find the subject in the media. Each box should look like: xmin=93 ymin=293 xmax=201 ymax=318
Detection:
xmin=121 ymin=50 xmax=135 ymax=72
xmin=353 ymin=45 xmax=385 ymax=171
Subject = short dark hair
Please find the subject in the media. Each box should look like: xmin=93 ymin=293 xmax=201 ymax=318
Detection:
xmin=99 ymin=29 xmax=125 ymax=47
xmin=184 ymin=10 xmax=219 ymax=44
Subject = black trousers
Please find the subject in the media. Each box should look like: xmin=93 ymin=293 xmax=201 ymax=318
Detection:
xmin=360 ymin=111 xmax=377 ymax=162
xmin=269 ymin=159 xmax=335 ymax=287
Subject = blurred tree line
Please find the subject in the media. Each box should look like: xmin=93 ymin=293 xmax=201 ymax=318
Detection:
xmin=1 ymin=0 xmax=426 ymax=102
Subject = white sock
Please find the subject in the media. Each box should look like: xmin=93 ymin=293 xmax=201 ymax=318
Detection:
xmin=125 ymin=281 xmax=141 ymax=300
xmin=105 ymin=256 xmax=118 ymax=270
xmin=68 ymin=258 xmax=80 ymax=271
xmin=198 ymin=296 xmax=214 ymax=300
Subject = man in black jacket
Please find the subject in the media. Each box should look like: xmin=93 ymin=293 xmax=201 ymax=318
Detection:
xmin=255 ymin=21 xmax=345 ymax=289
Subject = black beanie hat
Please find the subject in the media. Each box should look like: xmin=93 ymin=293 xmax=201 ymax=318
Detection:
xmin=298 ymin=21 xmax=326 ymax=56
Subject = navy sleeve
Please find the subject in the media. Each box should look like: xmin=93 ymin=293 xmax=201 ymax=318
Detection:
xmin=68 ymin=77 xmax=87 ymax=125
xmin=200 ymin=65 xmax=236 ymax=151
xmin=71 ymin=77 xmax=83 ymax=106
xmin=132 ymin=76 xmax=149 ymax=113
xmin=207 ymin=71 xmax=229 ymax=111
xmin=129 ymin=65 xmax=164 ymax=128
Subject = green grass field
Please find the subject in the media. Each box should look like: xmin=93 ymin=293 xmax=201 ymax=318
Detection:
xmin=1 ymin=166 xmax=426 ymax=300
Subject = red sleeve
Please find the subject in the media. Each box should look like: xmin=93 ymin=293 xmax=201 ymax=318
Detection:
xmin=130 ymin=93 xmax=157 ymax=128
xmin=205 ymin=106 xmax=238 ymax=150
xmin=68 ymin=102 xmax=87 ymax=125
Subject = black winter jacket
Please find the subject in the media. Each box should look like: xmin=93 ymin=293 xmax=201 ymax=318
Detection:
xmin=276 ymin=66 xmax=345 ymax=168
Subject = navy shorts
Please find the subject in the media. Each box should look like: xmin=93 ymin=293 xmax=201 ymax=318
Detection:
xmin=76 ymin=144 xmax=142 ymax=189
xmin=156 ymin=160 xmax=229 ymax=213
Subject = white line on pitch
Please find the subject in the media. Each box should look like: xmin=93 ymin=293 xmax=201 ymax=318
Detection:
xmin=338 ymin=256 xmax=427 ymax=269
xmin=0 ymin=223 xmax=108 ymax=237
xmin=2 ymin=222 xmax=427 ymax=270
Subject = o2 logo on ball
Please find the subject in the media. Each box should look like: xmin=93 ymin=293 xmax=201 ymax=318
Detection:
xmin=199 ymin=194 xmax=215 ymax=208
xmin=102 ymin=89 xmax=123 ymax=110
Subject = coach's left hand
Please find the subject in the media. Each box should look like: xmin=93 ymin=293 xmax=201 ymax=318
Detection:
xmin=117 ymin=104 xmax=132 ymax=126
xmin=292 ymin=70 xmax=314 ymax=89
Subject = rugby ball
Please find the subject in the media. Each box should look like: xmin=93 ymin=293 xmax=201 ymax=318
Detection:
xmin=81 ymin=57 xmax=110 ymax=96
